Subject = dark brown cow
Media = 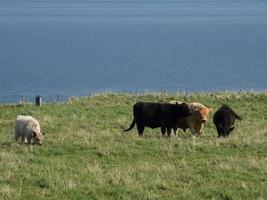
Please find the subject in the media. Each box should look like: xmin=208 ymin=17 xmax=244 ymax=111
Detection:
xmin=213 ymin=105 xmax=242 ymax=137
xmin=123 ymin=102 xmax=191 ymax=137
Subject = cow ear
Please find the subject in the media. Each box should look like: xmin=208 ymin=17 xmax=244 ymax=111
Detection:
xmin=32 ymin=131 xmax=37 ymax=137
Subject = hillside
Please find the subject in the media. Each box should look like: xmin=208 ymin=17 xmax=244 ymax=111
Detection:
xmin=0 ymin=92 xmax=266 ymax=199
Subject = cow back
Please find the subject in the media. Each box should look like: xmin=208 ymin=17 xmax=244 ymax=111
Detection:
xmin=133 ymin=102 xmax=190 ymax=128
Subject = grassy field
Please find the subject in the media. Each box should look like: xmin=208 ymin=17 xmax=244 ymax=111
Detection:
xmin=0 ymin=92 xmax=266 ymax=200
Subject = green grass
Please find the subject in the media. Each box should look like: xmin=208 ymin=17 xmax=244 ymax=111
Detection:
xmin=0 ymin=92 xmax=266 ymax=200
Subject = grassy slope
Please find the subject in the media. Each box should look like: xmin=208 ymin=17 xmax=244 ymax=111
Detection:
xmin=0 ymin=92 xmax=266 ymax=200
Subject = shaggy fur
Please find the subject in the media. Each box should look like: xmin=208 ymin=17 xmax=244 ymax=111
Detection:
xmin=171 ymin=101 xmax=212 ymax=136
xmin=14 ymin=115 xmax=45 ymax=145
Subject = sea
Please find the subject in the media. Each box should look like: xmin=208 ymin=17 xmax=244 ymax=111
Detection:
xmin=0 ymin=0 xmax=267 ymax=103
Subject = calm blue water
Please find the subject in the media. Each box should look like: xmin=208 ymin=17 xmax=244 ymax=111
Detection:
xmin=0 ymin=1 xmax=267 ymax=103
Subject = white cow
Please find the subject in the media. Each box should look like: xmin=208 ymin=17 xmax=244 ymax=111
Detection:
xmin=14 ymin=115 xmax=45 ymax=145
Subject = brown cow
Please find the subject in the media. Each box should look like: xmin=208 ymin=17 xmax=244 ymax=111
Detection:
xmin=171 ymin=101 xmax=212 ymax=136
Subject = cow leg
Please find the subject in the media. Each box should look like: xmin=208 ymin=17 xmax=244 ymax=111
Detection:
xmin=219 ymin=130 xmax=226 ymax=138
xmin=188 ymin=125 xmax=196 ymax=135
xmin=161 ymin=126 xmax=166 ymax=136
xmin=172 ymin=127 xmax=177 ymax=136
xmin=14 ymin=128 xmax=20 ymax=142
xmin=167 ymin=128 xmax=172 ymax=137
xmin=21 ymin=135 xmax=26 ymax=143
xmin=27 ymin=136 xmax=32 ymax=145
xmin=216 ymin=126 xmax=222 ymax=138
xmin=195 ymin=124 xmax=203 ymax=136
xmin=136 ymin=124 xmax=145 ymax=137
xmin=216 ymin=128 xmax=220 ymax=138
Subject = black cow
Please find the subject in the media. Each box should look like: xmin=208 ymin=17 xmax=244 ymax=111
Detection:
xmin=213 ymin=105 xmax=242 ymax=137
xmin=123 ymin=101 xmax=191 ymax=137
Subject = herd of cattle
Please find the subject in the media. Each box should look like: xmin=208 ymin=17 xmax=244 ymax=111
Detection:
xmin=123 ymin=101 xmax=242 ymax=138
xmin=14 ymin=101 xmax=241 ymax=145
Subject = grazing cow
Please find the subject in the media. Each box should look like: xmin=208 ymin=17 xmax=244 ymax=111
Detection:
xmin=171 ymin=101 xmax=212 ymax=136
xmin=123 ymin=102 xmax=191 ymax=137
xmin=14 ymin=115 xmax=45 ymax=145
xmin=213 ymin=105 xmax=242 ymax=137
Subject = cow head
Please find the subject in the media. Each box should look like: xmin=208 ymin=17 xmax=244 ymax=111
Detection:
xmin=176 ymin=102 xmax=191 ymax=117
xmin=217 ymin=124 xmax=234 ymax=137
xmin=194 ymin=107 xmax=212 ymax=123
xmin=32 ymin=131 xmax=45 ymax=145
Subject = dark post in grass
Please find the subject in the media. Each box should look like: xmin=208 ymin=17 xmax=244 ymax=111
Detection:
xmin=35 ymin=95 xmax=42 ymax=106
xmin=20 ymin=95 xmax=25 ymax=104
xmin=237 ymin=86 xmax=242 ymax=95
xmin=56 ymin=89 xmax=60 ymax=104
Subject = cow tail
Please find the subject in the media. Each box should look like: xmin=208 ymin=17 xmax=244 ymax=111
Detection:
xmin=123 ymin=119 xmax=135 ymax=132
xmin=235 ymin=113 xmax=242 ymax=120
